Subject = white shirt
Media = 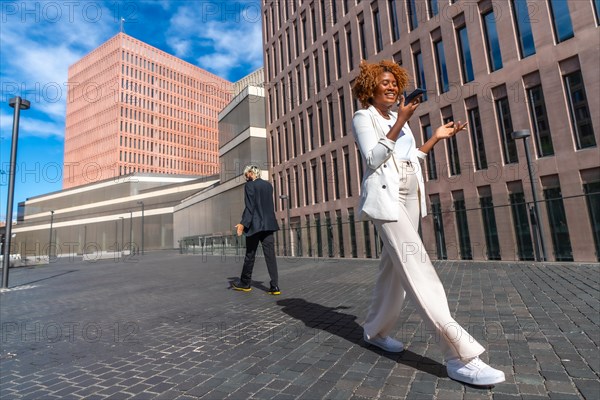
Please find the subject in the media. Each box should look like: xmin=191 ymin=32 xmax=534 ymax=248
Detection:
xmin=373 ymin=112 xmax=415 ymax=161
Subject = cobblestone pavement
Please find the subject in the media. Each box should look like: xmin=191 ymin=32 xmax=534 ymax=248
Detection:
xmin=0 ymin=251 xmax=598 ymax=399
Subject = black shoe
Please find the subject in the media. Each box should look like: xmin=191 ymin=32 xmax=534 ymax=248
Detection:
xmin=231 ymin=281 xmax=252 ymax=292
xmin=267 ymin=286 xmax=281 ymax=295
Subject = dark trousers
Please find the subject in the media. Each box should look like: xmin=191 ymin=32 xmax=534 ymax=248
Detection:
xmin=240 ymin=231 xmax=278 ymax=287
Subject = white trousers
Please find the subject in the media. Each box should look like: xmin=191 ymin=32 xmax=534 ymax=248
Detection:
xmin=363 ymin=161 xmax=485 ymax=361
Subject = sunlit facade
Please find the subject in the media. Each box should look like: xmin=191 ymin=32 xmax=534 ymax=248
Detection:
xmin=63 ymin=33 xmax=232 ymax=189
xmin=262 ymin=1 xmax=599 ymax=262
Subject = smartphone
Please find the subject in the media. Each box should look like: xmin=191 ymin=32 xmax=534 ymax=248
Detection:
xmin=403 ymin=88 xmax=427 ymax=105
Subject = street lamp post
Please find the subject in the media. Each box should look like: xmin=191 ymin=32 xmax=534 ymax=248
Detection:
xmin=2 ymin=96 xmax=30 ymax=289
xmin=137 ymin=201 xmax=144 ymax=255
xmin=48 ymin=211 xmax=54 ymax=259
xmin=120 ymin=217 xmax=125 ymax=255
xmin=512 ymin=130 xmax=547 ymax=261
xmin=279 ymin=195 xmax=292 ymax=257
xmin=129 ymin=211 xmax=133 ymax=255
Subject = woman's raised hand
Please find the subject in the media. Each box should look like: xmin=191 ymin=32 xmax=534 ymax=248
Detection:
xmin=434 ymin=121 xmax=468 ymax=140
xmin=396 ymin=95 xmax=421 ymax=122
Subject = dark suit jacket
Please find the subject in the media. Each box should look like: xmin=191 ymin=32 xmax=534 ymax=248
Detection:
xmin=240 ymin=178 xmax=279 ymax=237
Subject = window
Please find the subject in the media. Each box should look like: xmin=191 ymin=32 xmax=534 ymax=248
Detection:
xmin=326 ymin=213 xmax=334 ymax=257
xmin=334 ymin=35 xmax=342 ymax=79
xmin=315 ymin=213 xmax=323 ymax=257
xmin=324 ymin=46 xmax=331 ymax=86
xmin=363 ymin=221 xmax=372 ymax=258
xmin=358 ymin=17 xmax=367 ymax=60
xmin=495 ymin=97 xmax=518 ymax=164
xmin=430 ymin=194 xmax=447 ymax=259
xmin=453 ymin=192 xmax=472 ymax=260
xmin=441 ymin=113 xmax=461 ymax=176
xmin=509 ymin=190 xmax=535 ymax=260
xmin=327 ymin=96 xmax=336 ymax=142
xmin=594 ymin=0 xmax=600 ymax=25
xmin=336 ymin=210 xmax=345 ymax=257
xmin=434 ymin=39 xmax=449 ymax=93
xmin=344 ymin=147 xmax=353 ymax=197
xmin=548 ymin=0 xmax=574 ymax=43
xmin=318 ymin=103 xmax=325 ymax=145
xmin=583 ymin=181 xmax=600 ymax=261
xmin=423 ymin=124 xmax=437 ymax=180
xmin=413 ymin=50 xmax=428 ymax=101
xmin=564 ymin=70 xmax=596 ymax=149
xmin=407 ymin=0 xmax=418 ymax=30
xmin=331 ymin=0 xmax=338 ymax=25
xmin=373 ymin=8 xmax=383 ymax=52
xmin=294 ymin=23 xmax=300 ymax=58
xmin=467 ymin=106 xmax=488 ymax=170
xmin=349 ymin=208 xmax=358 ymax=258
xmin=332 ymin=153 xmax=340 ymax=199
xmin=314 ymin=52 xmax=321 ymax=94
xmin=543 ymin=185 xmax=574 ymax=261
xmin=456 ymin=24 xmax=474 ymax=83
xmin=389 ymin=0 xmax=400 ymax=41
xmin=482 ymin=10 xmax=503 ymax=71
xmin=527 ymin=85 xmax=554 ymax=157
xmin=339 ymin=90 xmax=347 ymax=136
xmin=301 ymin=13 xmax=308 ymax=50
xmin=308 ymin=110 xmax=316 ymax=150
xmin=291 ymin=120 xmax=297 ymax=157
xmin=321 ymin=157 xmax=329 ymax=202
xmin=300 ymin=115 xmax=306 ymax=154
xmin=311 ymin=160 xmax=318 ymax=204
xmin=428 ymin=0 xmax=439 ymax=18
xmin=311 ymin=4 xmax=317 ymax=42
xmin=511 ymin=0 xmax=536 ymax=58
xmin=479 ymin=191 xmax=501 ymax=260
xmin=346 ymin=26 xmax=354 ymax=71
xmin=303 ymin=163 xmax=309 ymax=205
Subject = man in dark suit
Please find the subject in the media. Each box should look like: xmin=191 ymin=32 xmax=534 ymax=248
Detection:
xmin=232 ymin=165 xmax=281 ymax=295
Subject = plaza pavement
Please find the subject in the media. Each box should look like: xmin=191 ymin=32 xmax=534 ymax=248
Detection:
xmin=0 ymin=251 xmax=598 ymax=400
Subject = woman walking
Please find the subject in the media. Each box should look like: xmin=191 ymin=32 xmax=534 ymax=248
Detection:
xmin=352 ymin=60 xmax=505 ymax=386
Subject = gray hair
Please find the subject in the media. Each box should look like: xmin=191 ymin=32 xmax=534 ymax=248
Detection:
xmin=243 ymin=164 xmax=261 ymax=177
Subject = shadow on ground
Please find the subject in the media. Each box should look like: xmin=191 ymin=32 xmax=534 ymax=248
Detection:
xmin=277 ymin=298 xmax=448 ymax=379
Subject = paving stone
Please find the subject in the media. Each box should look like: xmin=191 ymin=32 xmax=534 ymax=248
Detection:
xmin=1 ymin=254 xmax=597 ymax=400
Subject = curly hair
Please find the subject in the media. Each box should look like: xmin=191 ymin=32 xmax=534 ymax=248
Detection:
xmin=352 ymin=60 xmax=409 ymax=108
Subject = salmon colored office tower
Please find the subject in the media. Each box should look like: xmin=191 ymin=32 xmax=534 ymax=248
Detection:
xmin=63 ymin=33 xmax=232 ymax=189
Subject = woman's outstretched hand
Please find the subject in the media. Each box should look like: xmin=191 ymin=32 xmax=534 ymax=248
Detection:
xmin=434 ymin=121 xmax=468 ymax=140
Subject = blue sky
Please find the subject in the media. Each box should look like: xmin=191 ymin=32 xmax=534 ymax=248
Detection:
xmin=0 ymin=0 xmax=264 ymax=221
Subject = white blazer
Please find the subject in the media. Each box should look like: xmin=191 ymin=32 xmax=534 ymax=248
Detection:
xmin=352 ymin=106 xmax=428 ymax=221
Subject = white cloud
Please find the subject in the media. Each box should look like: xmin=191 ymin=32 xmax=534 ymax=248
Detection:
xmin=0 ymin=110 xmax=63 ymax=139
xmin=0 ymin=2 xmax=116 ymax=137
xmin=165 ymin=3 xmax=263 ymax=79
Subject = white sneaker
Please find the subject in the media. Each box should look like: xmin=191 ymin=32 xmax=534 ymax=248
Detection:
xmin=363 ymin=332 xmax=404 ymax=352
xmin=446 ymin=357 xmax=505 ymax=386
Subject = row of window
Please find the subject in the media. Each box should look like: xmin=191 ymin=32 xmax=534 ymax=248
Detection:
xmin=269 ymin=64 xmax=595 ymax=181
xmin=118 ymin=134 xmax=215 ymax=158
xmin=270 ymin=176 xmax=600 ymax=261
xmin=270 ymin=90 xmax=349 ymax=162
xmin=119 ymin=102 xmax=216 ymax=135
xmin=264 ymin=0 xmax=595 ymax=85
xmin=430 ymin=179 xmax=600 ymax=262
xmin=119 ymin=78 xmax=221 ymax=117
xmin=120 ymin=50 xmax=231 ymax=101
xmin=275 ymin=207 xmax=365 ymax=259
xmin=271 ymin=146 xmax=359 ymax=212
xmin=118 ymin=150 xmax=216 ymax=169
xmin=421 ymin=66 xmax=595 ymax=181
xmin=117 ymin=163 xmax=217 ymax=177
xmin=120 ymin=69 xmax=226 ymax=113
